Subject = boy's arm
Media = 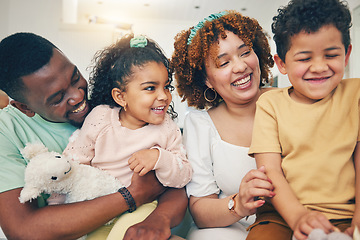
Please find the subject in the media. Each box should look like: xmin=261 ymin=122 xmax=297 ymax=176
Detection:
xmin=124 ymin=187 xmax=188 ymax=240
xmin=255 ymin=152 xmax=335 ymax=240
xmin=0 ymin=172 xmax=164 ymax=240
xmin=345 ymin=141 xmax=360 ymax=236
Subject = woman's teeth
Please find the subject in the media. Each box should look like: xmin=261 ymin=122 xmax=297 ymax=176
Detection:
xmin=232 ymin=75 xmax=251 ymax=86
xmin=73 ymin=101 xmax=86 ymax=113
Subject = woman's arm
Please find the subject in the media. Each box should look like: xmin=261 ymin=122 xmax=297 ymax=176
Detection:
xmin=189 ymin=167 xmax=274 ymax=228
xmin=189 ymin=194 xmax=240 ymax=228
xmin=0 ymin=171 xmax=164 ymax=240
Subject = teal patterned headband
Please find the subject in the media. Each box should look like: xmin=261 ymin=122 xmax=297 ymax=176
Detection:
xmin=130 ymin=35 xmax=148 ymax=48
xmin=187 ymin=11 xmax=228 ymax=45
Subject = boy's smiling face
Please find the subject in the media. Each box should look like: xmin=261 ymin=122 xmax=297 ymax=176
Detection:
xmin=274 ymin=24 xmax=352 ymax=104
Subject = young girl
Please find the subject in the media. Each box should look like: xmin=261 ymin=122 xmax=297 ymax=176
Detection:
xmin=63 ymin=34 xmax=192 ymax=239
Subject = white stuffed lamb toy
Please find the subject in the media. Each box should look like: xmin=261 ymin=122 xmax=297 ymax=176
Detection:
xmin=19 ymin=142 xmax=124 ymax=204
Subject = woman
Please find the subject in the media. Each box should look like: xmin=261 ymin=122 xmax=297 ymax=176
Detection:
xmin=172 ymin=10 xmax=275 ymax=239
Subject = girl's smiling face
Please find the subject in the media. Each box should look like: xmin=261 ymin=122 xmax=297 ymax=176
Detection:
xmin=204 ymin=30 xmax=261 ymax=107
xmin=115 ymin=61 xmax=172 ymax=130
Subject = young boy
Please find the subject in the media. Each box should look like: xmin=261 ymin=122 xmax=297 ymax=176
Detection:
xmin=246 ymin=0 xmax=360 ymax=239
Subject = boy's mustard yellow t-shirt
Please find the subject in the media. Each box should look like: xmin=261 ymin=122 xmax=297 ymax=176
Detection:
xmin=249 ymin=78 xmax=360 ymax=220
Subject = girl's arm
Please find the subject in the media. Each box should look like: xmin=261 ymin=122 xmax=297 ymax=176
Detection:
xmin=130 ymin=117 xmax=192 ymax=188
xmin=154 ymin=118 xmax=192 ymax=188
xmin=255 ymin=152 xmax=335 ymax=240
xmin=63 ymin=106 xmax=108 ymax=164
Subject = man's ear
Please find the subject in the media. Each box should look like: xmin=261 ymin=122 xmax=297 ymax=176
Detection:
xmin=10 ymin=100 xmax=35 ymax=117
xmin=111 ymin=88 xmax=126 ymax=108
xmin=274 ymin=54 xmax=287 ymax=75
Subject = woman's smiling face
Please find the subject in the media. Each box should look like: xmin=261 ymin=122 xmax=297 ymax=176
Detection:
xmin=205 ymin=30 xmax=261 ymax=106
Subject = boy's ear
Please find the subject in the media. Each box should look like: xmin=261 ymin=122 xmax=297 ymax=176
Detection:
xmin=345 ymin=44 xmax=352 ymax=67
xmin=111 ymin=88 xmax=126 ymax=108
xmin=274 ymin=54 xmax=287 ymax=75
xmin=10 ymin=100 xmax=35 ymax=117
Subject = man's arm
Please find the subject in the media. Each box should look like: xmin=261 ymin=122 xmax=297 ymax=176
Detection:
xmin=124 ymin=187 xmax=188 ymax=240
xmin=0 ymin=171 xmax=164 ymax=240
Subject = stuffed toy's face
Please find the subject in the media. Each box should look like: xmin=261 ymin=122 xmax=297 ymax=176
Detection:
xmin=24 ymin=151 xmax=72 ymax=186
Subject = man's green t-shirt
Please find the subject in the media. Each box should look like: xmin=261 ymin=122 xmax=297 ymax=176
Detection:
xmin=0 ymin=105 xmax=77 ymax=206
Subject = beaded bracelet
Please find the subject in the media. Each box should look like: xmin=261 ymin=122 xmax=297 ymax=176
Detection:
xmin=118 ymin=187 xmax=137 ymax=213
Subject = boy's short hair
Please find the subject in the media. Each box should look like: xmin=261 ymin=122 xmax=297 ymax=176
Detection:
xmin=272 ymin=0 xmax=352 ymax=62
xmin=0 ymin=32 xmax=56 ymax=103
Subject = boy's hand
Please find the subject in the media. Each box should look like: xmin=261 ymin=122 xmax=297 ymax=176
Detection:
xmin=128 ymin=149 xmax=160 ymax=176
xmin=236 ymin=166 xmax=275 ymax=216
xmin=293 ymin=211 xmax=338 ymax=240
xmin=344 ymin=216 xmax=360 ymax=237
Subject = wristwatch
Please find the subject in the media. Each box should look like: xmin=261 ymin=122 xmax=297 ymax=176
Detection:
xmin=228 ymin=193 xmax=241 ymax=217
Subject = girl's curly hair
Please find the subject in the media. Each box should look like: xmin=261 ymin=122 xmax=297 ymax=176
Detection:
xmin=171 ymin=10 xmax=274 ymax=109
xmin=89 ymin=34 xmax=177 ymax=119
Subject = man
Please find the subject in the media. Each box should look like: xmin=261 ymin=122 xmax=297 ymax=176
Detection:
xmin=0 ymin=90 xmax=8 ymax=108
xmin=0 ymin=32 xmax=187 ymax=240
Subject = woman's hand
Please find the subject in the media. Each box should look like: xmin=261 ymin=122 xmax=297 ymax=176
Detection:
xmin=236 ymin=166 xmax=275 ymax=217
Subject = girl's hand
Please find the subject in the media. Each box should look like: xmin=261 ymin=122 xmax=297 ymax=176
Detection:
xmin=128 ymin=149 xmax=160 ymax=176
xmin=236 ymin=166 xmax=275 ymax=217
xmin=292 ymin=211 xmax=337 ymax=240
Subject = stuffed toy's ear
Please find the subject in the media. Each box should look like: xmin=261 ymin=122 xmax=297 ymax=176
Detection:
xmin=21 ymin=142 xmax=49 ymax=160
xmin=19 ymin=185 xmax=41 ymax=203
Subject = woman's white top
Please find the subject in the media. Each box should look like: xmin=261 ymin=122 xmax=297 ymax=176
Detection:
xmin=183 ymin=110 xmax=256 ymax=239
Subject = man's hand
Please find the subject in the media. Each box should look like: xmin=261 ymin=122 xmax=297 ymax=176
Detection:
xmin=127 ymin=171 xmax=165 ymax=207
xmin=123 ymin=188 xmax=187 ymax=240
xmin=123 ymin=214 xmax=171 ymax=240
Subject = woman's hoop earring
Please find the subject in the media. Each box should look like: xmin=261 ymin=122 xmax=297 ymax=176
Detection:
xmin=204 ymin=88 xmax=217 ymax=103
